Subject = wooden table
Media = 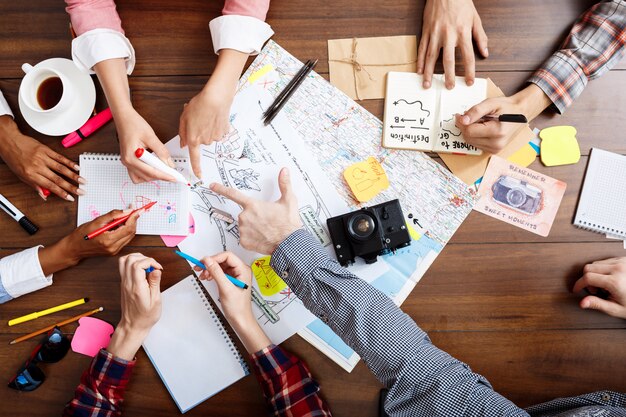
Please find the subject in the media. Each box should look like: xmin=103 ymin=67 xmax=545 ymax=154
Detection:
xmin=1 ymin=1 xmax=625 ymax=415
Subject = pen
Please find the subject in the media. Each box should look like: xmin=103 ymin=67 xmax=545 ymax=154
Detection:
xmin=9 ymin=307 xmax=104 ymax=345
xmin=135 ymin=148 xmax=189 ymax=186
xmin=62 ymin=108 xmax=113 ymax=148
xmin=174 ymin=250 xmax=249 ymax=289
xmin=8 ymin=298 xmax=89 ymax=326
xmin=479 ymin=114 xmax=528 ymax=123
xmin=84 ymin=201 xmax=156 ymax=240
xmin=145 ymin=266 xmax=155 ymax=273
xmin=0 ymin=193 xmax=38 ymax=235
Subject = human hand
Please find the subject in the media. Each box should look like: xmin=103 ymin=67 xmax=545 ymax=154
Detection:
xmin=0 ymin=116 xmax=84 ymax=201
xmin=196 ymin=251 xmax=271 ymax=353
xmin=573 ymin=257 xmax=626 ymax=319
xmin=456 ymin=84 xmax=551 ymax=153
xmin=210 ymin=168 xmax=302 ymax=254
xmin=108 ymin=253 xmax=163 ymax=360
xmin=417 ymin=0 xmax=488 ymax=89
xmin=115 ymin=109 xmax=175 ymax=183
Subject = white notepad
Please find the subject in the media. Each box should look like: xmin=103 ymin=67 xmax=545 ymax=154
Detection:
xmin=382 ymin=72 xmax=486 ymax=155
xmin=574 ymin=148 xmax=626 ymax=238
xmin=143 ymin=275 xmax=249 ymax=413
xmin=77 ymin=153 xmax=190 ymax=235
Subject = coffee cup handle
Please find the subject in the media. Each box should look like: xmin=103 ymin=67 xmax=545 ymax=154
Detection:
xmin=21 ymin=63 xmax=34 ymax=74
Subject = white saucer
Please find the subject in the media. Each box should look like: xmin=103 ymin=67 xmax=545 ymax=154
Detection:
xmin=18 ymin=58 xmax=96 ymax=136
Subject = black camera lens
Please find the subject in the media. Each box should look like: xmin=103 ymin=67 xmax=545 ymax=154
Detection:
xmin=506 ymin=188 xmax=526 ymax=208
xmin=347 ymin=212 xmax=377 ymax=241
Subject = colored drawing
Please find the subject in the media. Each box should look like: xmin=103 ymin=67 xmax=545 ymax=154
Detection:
xmin=252 ymin=256 xmax=287 ymax=297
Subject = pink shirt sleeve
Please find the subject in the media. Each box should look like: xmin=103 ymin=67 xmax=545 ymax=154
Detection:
xmin=222 ymin=0 xmax=270 ymax=21
xmin=65 ymin=0 xmax=124 ymax=36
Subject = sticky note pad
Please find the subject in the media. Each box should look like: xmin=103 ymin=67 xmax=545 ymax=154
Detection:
xmin=343 ymin=157 xmax=390 ymax=202
xmin=540 ymin=126 xmax=581 ymax=166
xmin=508 ymin=143 xmax=537 ymax=167
xmin=252 ymin=256 xmax=287 ymax=297
xmin=71 ymin=317 xmax=114 ymax=357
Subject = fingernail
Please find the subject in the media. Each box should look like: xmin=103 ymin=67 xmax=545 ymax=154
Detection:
xmin=66 ymin=195 xmax=75 ymax=202
xmin=76 ymin=188 xmax=85 ymax=196
xmin=74 ymin=164 xmax=80 ymax=171
xmin=423 ymin=81 xmax=431 ymax=89
xmin=462 ymin=115 xmax=471 ymax=125
xmin=167 ymin=158 xmax=175 ymax=168
xmin=483 ymin=47 xmax=489 ymax=57
xmin=205 ymin=258 xmax=213 ymax=267
xmin=467 ymin=79 xmax=474 ymax=86
xmin=122 ymin=208 xmax=133 ymax=214
xmin=78 ymin=177 xmax=87 ymax=184
xmin=417 ymin=68 xmax=423 ymax=75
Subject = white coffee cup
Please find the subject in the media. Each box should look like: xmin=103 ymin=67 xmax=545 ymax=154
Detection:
xmin=19 ymin=63 xmax=74 ymax=114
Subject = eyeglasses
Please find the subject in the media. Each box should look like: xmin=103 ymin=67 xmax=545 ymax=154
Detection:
xmin=8 ymin=327 xmax=70 ymax=391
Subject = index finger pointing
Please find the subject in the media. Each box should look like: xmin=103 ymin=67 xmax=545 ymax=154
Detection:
xmin=209 ymin=182 xmax=251 ymax=206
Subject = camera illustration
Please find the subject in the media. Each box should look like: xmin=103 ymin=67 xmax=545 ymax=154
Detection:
xmin=326 ymin=199 xmax=411 ymax=266
xmin=492 ymin=175 xmax=542 ymax=215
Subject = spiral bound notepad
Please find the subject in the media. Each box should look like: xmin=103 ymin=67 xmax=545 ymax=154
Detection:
xmin=574 ymin=148 xmax=626 ymax=238
xmin=143 ymin=275 xmax=249 ymax=413
xmin=77 ymin=153 xmax=190 ymax=236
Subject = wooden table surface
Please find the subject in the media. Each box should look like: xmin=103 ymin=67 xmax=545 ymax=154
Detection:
xmin=1 ymin=1 xmax=625 ymax=416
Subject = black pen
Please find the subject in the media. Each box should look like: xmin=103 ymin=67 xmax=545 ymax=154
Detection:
xmin=0 ymin=193 xmax=38 ymax=235
xmin=263 ymin=59 xmax=317 ymax=125
xmin=479 ymin=114 xmax=528 ymax=123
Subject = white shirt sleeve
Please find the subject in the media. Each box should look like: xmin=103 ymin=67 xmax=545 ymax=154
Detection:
xmin=209 ymin=15 xmax=274 ymax=55
xmin=71 ymin=28 xmax=136 ymax=75
xmin=0 ymin=246 xmax=52 ymax=299
xmin=0 ymin=90 xmax=14 ymax=118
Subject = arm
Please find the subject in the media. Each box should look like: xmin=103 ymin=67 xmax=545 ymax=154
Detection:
xmin=196 ymin=252 xmax=331 ymax=417
xmin=63 ymin=254 xmax=163 ymax=416
xmin=178 ymin=0 xmax=274 ymax=178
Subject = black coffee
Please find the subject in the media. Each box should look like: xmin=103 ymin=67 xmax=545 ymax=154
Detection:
xmin=36 ymin=77 xmax=63 ymax=110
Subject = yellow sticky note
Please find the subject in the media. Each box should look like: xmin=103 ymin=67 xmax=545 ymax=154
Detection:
xmin=343 ymin=157 xmax=390 ymax=202
xmin=248 ymin=64 xmax=274 ymax=84
xmin=539 ymin=126 xmax=581 ymax=166
xmin=508 ymin=143 xmax=537 ymax=167
xmin=406 ymin=222 xmax=421 ymax=241
xmin=252 ymin=256 xmax=287 ymax=297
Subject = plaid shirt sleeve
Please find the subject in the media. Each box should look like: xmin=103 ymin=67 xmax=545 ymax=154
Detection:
xmin=528 ymin=0 xmax=626 ymax=113
xmin=62 ymin=349 xmax=135 ymax=417
xmin=250 ymin=344 xmax=332 ymax=417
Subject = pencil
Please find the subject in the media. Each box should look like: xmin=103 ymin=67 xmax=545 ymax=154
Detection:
xmin=8 ymin=297 xmax=89 ymax=326
xmin=9 ymin=307 xmax=104 ymax=345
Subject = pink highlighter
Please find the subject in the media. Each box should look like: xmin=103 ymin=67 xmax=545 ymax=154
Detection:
xmin=62 ymin=108 xmax=113 ymax=148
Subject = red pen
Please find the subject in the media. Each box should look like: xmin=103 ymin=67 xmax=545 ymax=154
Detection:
xmin=62 ymin=108 xmax=113 ymax=148
xmin=83 ymin=201 xmax=156 ymax=240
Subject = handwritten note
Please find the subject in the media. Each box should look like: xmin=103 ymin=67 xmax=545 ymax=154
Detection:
xmin=343 ymin=157 xmax=389 ymax=202
xmin=252 ymin=256 xmax=287 ymax=297
xmin=540 ymin=126 xmax=581 ymax=167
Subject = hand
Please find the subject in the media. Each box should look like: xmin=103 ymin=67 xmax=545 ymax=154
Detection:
xmin=210 ymin=168 xmax=302 ymax=254
xmin=0 ymin=116 xmax=84 ymax=201
xmin=456 ymin=84 xmax=551 ymax=153
xmin=196 ymin=252 xmax=271 ymax=353
xmin=179 ymin=84 xmax=233 ymax=179
xmin=573 ymin=257 xmax=626 ymax=319
xmin=108 ymin=253 xmax=163 ymax=360
xmin=116 ymin=109 xmax=175 ymax=183
xmin=417 ymin=0 xmax=488 ymax=89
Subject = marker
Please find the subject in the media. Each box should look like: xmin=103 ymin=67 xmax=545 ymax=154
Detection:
xmin=135 ymin=148 xmax=189 ymax=185
xmin=84 ymin=201 xmax=156 ymax=240
xmin=478 ymin=114 xmax=528 ymax=123
xmin=35 ymin=186 xmax=51 ymax=201
xmin=145 ymin=266 xmax=155 ymax=273
xmin=62 ymin=108 xmax=113 ymax=148
xmin=0 ymin=193 xmax=38 ymax=235
xmin=8 ymin=297 xmax=89 ymax=326
xmin=174 ymin=250 xmax=249 ymax=289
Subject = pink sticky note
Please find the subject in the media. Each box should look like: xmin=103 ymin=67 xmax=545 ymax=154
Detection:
xmin=160 ymin=214 xmax=195 ymax=247
xmin=71 ymin=317 xmax=114 ymax=357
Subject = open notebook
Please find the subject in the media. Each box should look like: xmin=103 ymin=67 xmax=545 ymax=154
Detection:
xmin=574 ymin=148 xmax=626 ymax=238
xmin=142 ymin=275 xmax=249 ymax=413
xmin=382 ymin=72 xmax=486 ymax=155
xmin=77 ymin=153 xmax=190 ymax=236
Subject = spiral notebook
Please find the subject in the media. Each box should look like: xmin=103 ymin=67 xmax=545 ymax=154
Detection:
xmin=77 ymin=153 xmax=190 ymax=236
xmin=143 ymin=275 xmax=249 ymax=413
xmin=574 ymin=148 xmax=626 ymax=238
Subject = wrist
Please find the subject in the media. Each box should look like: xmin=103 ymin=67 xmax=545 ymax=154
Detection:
xmin=512 ymin=84 xmax=551 ymax=121
xmin=39 ymin=238 xmax=81 ymax=276
xmin=0 ymin=116 xmax=18 ymax=153
xmin=107 ymin=323 xmax=148 ymax=361
xmin=230 ymin=316 xmax=271 ymax=354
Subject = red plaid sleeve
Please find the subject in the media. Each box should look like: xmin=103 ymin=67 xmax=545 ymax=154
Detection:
xmin=250 ymin=345 xmax=332 ymax=417
xmin=62 ymin=349 xmax=135 ymax=417
xmin=528 ymin=0 xmax=626 ymax=113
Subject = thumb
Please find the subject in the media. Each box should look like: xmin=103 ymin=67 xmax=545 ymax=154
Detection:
xmin=277 ymin=168 xmax=295 ymax=206
xmin=461 ymin=99 xmax=499 ymax=125
xmin=148 ymin=269 xmax=162 ymax=300
xmin=580 ymin=295 xmax=621 ymax=317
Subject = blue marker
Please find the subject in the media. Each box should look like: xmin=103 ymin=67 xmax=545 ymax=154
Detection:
xmin=145 ymin=266 xmax=155 ymax=273
xmin=174 ymin=250 xmax=249 ymax=289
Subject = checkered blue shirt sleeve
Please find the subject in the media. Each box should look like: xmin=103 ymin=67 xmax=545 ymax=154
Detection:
xmin=270 ymin=229 xmax=529 ymax=417
xmin=528 ymin=0 xmax=626 ymax=113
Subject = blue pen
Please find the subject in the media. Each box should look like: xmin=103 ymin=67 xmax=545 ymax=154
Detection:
xmin=145 ymin=266 xmax=155 ymax=273
xmin=174 ymin=250 xmax=249 ymax=289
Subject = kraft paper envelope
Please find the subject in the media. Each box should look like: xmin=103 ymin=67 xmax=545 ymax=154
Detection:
xmin=328 ymin=35 xmax=417 ymax=100
xmin=439 ymin=79 xmax=536 ymax=185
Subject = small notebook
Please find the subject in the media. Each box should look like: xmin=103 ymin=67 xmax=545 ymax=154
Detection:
xmin=382 ymin=72 xmax=486 ymax=155
xmin=142 ymin=275 xmax=249 ymax=413
xmin=77 ymin=153 xmax=190 ymax=235
xmin=574 ymin=148 xmax=626 ymax=238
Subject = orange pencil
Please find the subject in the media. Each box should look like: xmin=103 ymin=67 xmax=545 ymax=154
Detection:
xmin=9 ymin=307 xmax=104 ymax=345
xmin=84 ymin=201 xmax=156 ymax=240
